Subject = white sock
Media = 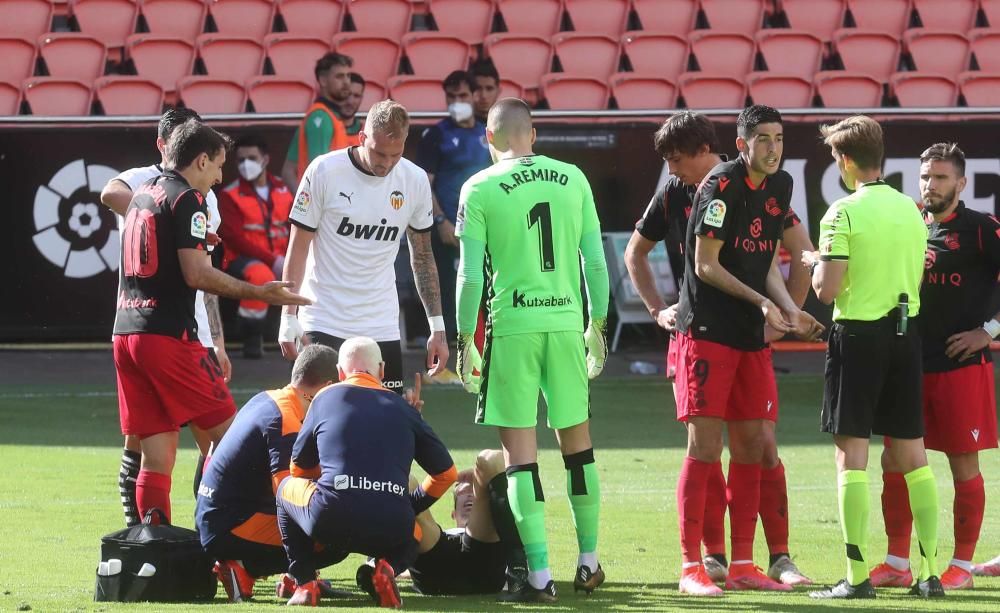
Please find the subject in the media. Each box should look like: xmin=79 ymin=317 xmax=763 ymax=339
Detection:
xmin=885 ymin=554 xmax=910 ymax=571
xmin=950 ymin=558 xmax=973 ymax=572
xmin=682 ymin=561 xmax=701 ymax=570
xmin=731 ymin=559 xmax=753 ymax=567
xmin=528 ymin=569 xmax=552 ymax=590
xmin=578 ymin=552 xmax=598 ymax=573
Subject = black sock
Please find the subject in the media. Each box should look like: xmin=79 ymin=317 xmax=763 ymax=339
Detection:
xmin=193 ymin=454 xmax=206 ymax=498
xmin=709 ymin=553 xmax=728 ymax=568
xmin=768 ymin=552 xmax=790 ymax=568
xmin=487 ymin=472 xmax=527 ymax=570
xmin=119 ymin=449 xmax=141 ymax=527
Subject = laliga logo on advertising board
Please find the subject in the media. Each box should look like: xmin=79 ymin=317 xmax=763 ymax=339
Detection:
xmin=32 ymin=159 xmax=121 ymax=278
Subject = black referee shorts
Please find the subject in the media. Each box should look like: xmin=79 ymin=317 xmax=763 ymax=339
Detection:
xmin=305 ymin=331 xmax=405 ymax=394
xmin=821 ymin=318 xmax=923 ymax=439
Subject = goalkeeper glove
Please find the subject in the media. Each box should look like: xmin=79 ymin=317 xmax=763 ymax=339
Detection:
xmin=584 ymin=318 xmax=608 ymax=379
xmin=457 ymin=333 xmax=483 ymax=394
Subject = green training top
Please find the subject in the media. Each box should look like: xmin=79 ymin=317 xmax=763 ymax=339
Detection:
xmin=455 ymin=154 xmax=609 ymax=337
xmin=818 ymin=181 xmax=927 ymax=321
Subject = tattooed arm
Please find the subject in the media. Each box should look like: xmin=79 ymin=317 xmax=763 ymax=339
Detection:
xmin=203 ymin=292 xmax=231 ymax=382
xmin=407 ymin=227 xmax=449 ymax=375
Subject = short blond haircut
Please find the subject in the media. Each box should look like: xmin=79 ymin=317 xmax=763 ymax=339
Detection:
xmin=366 ymin=100 xmax=409 ymax=138
xmin=819 ymin=115 xmax=884 ymax=171
xmin=337 ymin=336 xmax=382 ymax=375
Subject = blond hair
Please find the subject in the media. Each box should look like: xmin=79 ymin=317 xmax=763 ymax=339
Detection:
xmin=819 ymin=115 xmax=884 ymax=171
xmin=366 ymin=100 xmax=409 ymax=138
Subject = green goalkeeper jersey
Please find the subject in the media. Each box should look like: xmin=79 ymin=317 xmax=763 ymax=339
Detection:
xmin=456 ymin=154 xmax=606 ymax=337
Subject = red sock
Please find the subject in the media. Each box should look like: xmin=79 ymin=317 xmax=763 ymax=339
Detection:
xmin=703 ymin=461 xmax=727 ymax=557
xmin=882 ymin=471 xmax=912 ymax=559
xmin=760 ymin=461 xmax=789 ymax=555
xmin=953 ymin=473 xmax=985 ymax=562
xmin=727 ymin=461 xmax=761 ymax=562
xmin=677 ymin=457 xmax=712 ymax=565
xmin=136 ymin=470 xmax=172 ymax=523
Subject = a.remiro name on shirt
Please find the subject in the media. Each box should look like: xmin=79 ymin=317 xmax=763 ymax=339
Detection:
xmin=499 ymin=167 xmax=570 ymax=194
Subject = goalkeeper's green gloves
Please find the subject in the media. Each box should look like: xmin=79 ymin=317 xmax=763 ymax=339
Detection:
xmin=584 ymin=318 xmax=608 ymax=379
xmin=457 ymin=333 xmax=483 ymax=394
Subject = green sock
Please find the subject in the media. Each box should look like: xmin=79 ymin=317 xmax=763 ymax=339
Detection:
xmin=839 ymin=470 xmax=870 ymax=586
xmin=905 ymin=465 xmax=940 ymax=581
xmin=564 ymin=449 xmax=600 ymax=556
xmin=507 ymin=464 xmax=548 ymax=573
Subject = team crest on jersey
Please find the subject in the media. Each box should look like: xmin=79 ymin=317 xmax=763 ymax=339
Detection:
xmin=389 ymin=190 xmax=404 ymax=210
xmin=294 ymin=191 xmax=311 ymax=213
xmin=945 ymin=232 xmax=960 ymax=250
xmin=704 ymin=199 xmax=727 ymax=228
xmin=764 ymin=197 xmax=782 ymax=217
xmin=191 ymin=211 xmax=207 ymax=239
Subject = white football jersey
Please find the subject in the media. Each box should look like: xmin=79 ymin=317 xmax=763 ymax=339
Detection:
xmin=113 ymin=164 xmax=221 ymax=349
xmin=289 ymin=147 xmax=433 ymax=341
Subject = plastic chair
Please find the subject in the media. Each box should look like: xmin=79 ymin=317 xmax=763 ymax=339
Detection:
xmin=333 ymin=34 xmax=401 ymax=86
xmin=814 ymin=70 xmax=883 ymax=107
xmin=140 ymin=0 xmax=207 ymax=39
xmin=496 ymin=0 xmax=563 ymax=37
xmin=347 ymin=0 xmax=413 ymax=39
xmin=23 ymin=77 xmax=93 ymax=115
xmin=833 ymin=29 xmax=900 ymax=80
xmin=484 ymin=34 xmax=552 ymax=89
xmin=552 ymin=33 xmax=620 ymax=79
xmin=780 ymin=0 xmax=846 ymax=42
xmin=38 ymin=33 xmax=108 ymax=80
xmin=359 ymin=79 xmax=385 ymax=112
xmin=499 ymin=78 xmax=523 ymax=99
xmin=958 ymin=71 xmax=1000 ymax=106
xmin=197 ymin=35 xmax=265 ymax=82
xmin=278 ymin=0 xmax=345 ymax=39
xmin=904 ymin=29 xmax=970 ymax=77
xmin=541 ymin=73 xmax=609 ymax=110
xmin=747 ymin=72 xmax=813 ymax=107
xmin=264 ymin=34 xmax=330 ymax=83
xmin=402 ymin=33 xmax=473 ymax=80
xmin=387 ymin=75 xmax=445 ymax=111
xmin=984 ymin=0 xmax=1000 ymax=27
xmin=246 ymin=76 xmax=314 ymax=112
xmin=610 ymin=73 xmax=678 ymax=109
xmin=621 ymin=32 xmax=687 ymax=80
xmin=0 ymin=82 xmax=22 ymax=115
xmin=632 ymin=0 xmax=697 ymax=35
xmin=756 ymin=30 xmax=824 ymax=78
xmin=177 ymin=76 xmax=246 ymax=113
xmin=0 ymin=0 xmax=54 ymax=40
xmin=0 ymin=38 xmax=39 ymax=86
xmin=679 ymin=74 xmax=746 ymax=108
xmin=126 ymin=34 xmax=196 ymax=93
xmin=428 ymin=0 xmax=493 ymax=45
xmin=890 ymin=72 xmax=957 ymax=106
xmin=69 ymin=0 xmax=139 ymax=49
xmin=208 ymin=0 xmax=275 ymax=38
xmin=563 ymin=0 xmax=629 ymax=36
xmin=970 ymin=29 xmax=1000 ymax=72
xmin=94 ymin=76 xmax=163 ymax=114
xmin=700 ymin=0 xmax=767 ymax=32
xmin=846 ymin=0 xmax=912 ymax=37
xmin=689 ymin=31 xmax=756 ymax=78
xmin=912 ymin=0 xmax=977 ymax=32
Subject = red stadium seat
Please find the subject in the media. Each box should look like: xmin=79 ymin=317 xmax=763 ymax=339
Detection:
xmin=814 ymin=70 xmax=883 ymax=107
xmin=904 ymin=29 xmax=970 ymax=77
xmin=140 ymin=0 xmax=207 ymax=39
xmin=387 ymin=76 xmax=445 ymax=111
xmin=246 ymin=76 xmax=314 ymax=112
xmin=38 ymin=33 xmax=107 ymax=80
xmin=970 ymin=29 xmax=1000 ymax=72
xmin=0 ymin=0 xmax=53 ymax=40
xmin=756 ymin=30 xmax=824 ymax=79
xmin=333 ymin=34 xmax=400 ymax=86
xmin=93 ymin=76 xmax=163 ymax=114
xmin=890 ymin=72 xmax=957 ymax=106
xmin=541 ymin=73 xmax=609 ymax=110
xmin=985 ymin=0 xmax=1000 ymax=27
xmin=127 ymin=34 xmax=196 ymax=93
xmin=958 ymin=71 xmax=1000 ymax=106
xmin=780 ymin=0 xmax=846 ymax=42
xmin=208 ymin=0 xmax=275 ymax=38
xmin=177 ymin=76 xmax=246 ymax=113
xmin=0 ymin=82 xmax=23 ymax=115
xmin=700 ymin=0 xmax=767 ymax=32
xmin=496 ymin=0 xmax=563 ymax=37
xmin=264 ymin=34 xmax=329 ymax=83
xmin=499 ymin=78 xmax=523 ymax=99
xmin=278 ymin=0 xmax=345 ymax=40
xmin=552 ymin=33 xmax=620 ymax=79
xmin=833 ymin=29 xmax=900 ymax=80
xmin=485 ymin=34 xmax=552 ymax=89
xmin=632 ymin=0 xmax=697 ymax=35
xmin=0 ymin=38 xmax=38 ymax=86
xmin=912 ymin=0 xmax=977 ymax=32
xmin=428 ymin=0 xmax=494 ymax=45
xmin=360 ymin=79 xmax=385 ymax=112
xmin=348 ymin=0 xmax=413 ymax=39
xmin=70 ymin=0 xmax=139 ymax=49
xmin=402 ymin=33 xmax=473 ymax=80
xmin=197 ymin=35 xmax=265 ymax=82
xmin=679 ymin=74 xmax=746 ymax=108
xmin=689 ymin=31 xmax=755 ymax=78
xmin=846 ymin=0 xmax=912 ymax=37
xmin=23 ymin=77 xmax=93 ymax=115
xmin=610 ymin=73 xmax=678 ymax=109
xmin=621 ymin=32 xmax=687 ymax=80
xmin=747 ymin=73 xmax=813 ymax=107
xmin=564 ymin=0 xmax=629 ymax=36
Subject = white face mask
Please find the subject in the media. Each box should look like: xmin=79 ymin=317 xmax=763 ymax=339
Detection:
xmin=448 ymin=102 xmax=474 ymax=123
xmin=238 ymin=158 xmax=263 ymax=182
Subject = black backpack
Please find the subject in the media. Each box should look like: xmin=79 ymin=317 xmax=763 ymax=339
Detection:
xmin=95 ymin=510 xmax=217 ymax=602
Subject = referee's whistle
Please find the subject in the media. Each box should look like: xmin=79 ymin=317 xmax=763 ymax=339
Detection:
xmin=897 ymin=293 xmax=908 ymax=336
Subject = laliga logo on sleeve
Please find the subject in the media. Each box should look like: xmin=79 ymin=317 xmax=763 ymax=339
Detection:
xmin=704 ymin=199 xmax=727 ymax=228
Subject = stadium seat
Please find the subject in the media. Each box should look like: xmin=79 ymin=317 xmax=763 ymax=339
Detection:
xmin=755 ymin=30 xmax=824 ymax=78
xmin=22 ymin=77 xmax=93 ymax=115
xmin=700 ymin=0 xmax=767 ymax=32
xmin=912 ymin=0 xmax=977 ymax=32
xmin=93 ymin=76 xmax=164 ymax=114
xmin=563 ymin=0 xmax=630 ymax=36
xmin=0 ymin=38 xmax=38 ymax=86
xmin=846 ymin=0 xmax=912 ymax=37
xmin=984 ymin=0 xmax=1000 ymax=27
xmin=780 ymin=0 xmax=846 ymax=42
xmin=360 ymin=79 xmax=385 ymax=112
xmin=499 ymin=78 xmax=523 ymax=99
xmin=126 ymin=34 xmax=196 ymax=93
xmin=552 ymin=33 xmax=620 ymax=79
xmin=958 ymin=71 xmax=1000 ymax=106
xmin=610 ymin=73 xmax=678 ymax=109
xmin=387 ymin=76 xmax=445 ymax=111
xmin=402 ymin=33 xmax=473 ymax=80
xmin=747 ymin=73 xmax=813 ymax=107
xmin=678 ymin=74 xmax=746 ymax=108
xmin=0 ymin=82 xmax=21 ymax=115
xmin=814 ymin=70 xmax=883 ymax=107
xmin=139 ymin=0 xmax=207 ymax=39
xmin=278 ymin=0 xmax=345 ymax=40
xmin=197 ymin=35 xmax=265 ymax=82
xmin=621 ymin=32 xmax=688 ymax=80
xmin=347 ymin=0 xmax=413 ymax=39
xmin=332 ymin=34 xmax=400 ymax=86
xmin=208 ymin=0 xmax=275 ymax=39
xmin=484 ymin=34 xmax=553 ymax=89
xmin=496 ymin=0 xmax=563 ymax=37
xmin=428 ymin=0 xmax=494 ymax=45
xmin=833 ymin=29 xmax=901 ymax=80
xmin=632 ymin=0 xmax=697 ymax=35
xmin=69 ymin=0 xmax=139 ymax=49
xmin=177 ymin=76 xmax=246 ymax=113
xmin=689 ymin=31 xmax=755 ymax=78
xmin=246 ymin=76 xmax=314 ymax=112
xmin=264 ymin=34 xmax=329 ymax=83
xmin=904 ymin=29 xmax=970 ymax=77
xmin=890 ymin=72 xmax=957 ymax=106
xmin=0 ymin=0 xmax=53 ymax=40
xmin=37 ymin=34 xmax=108 ymax=81
xmin=541 ymin=73 xmax=609 ymax=110
xmin=970 ymin=29 xmax=1000 ymax=72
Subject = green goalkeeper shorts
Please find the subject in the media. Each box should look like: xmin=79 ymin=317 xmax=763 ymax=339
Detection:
xmin=475 ymin=330 xmax=590 ymax=429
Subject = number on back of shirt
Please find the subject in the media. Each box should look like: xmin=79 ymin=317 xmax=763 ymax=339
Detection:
xmin=528 ymin=201 xmax=555 ymax=272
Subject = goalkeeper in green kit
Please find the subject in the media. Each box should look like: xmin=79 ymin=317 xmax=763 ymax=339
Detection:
xmin=454 ymin=98 xmax=610 ymax=603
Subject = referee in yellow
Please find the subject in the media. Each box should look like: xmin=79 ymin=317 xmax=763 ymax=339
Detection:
xmin=805 ymin=116 xmax=943 ymax=600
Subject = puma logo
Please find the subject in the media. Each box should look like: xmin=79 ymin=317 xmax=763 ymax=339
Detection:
xmin=339 ymin=191 xmax=354 ymax=205
xmin=972 ymin=428 xmax=980 ymax=442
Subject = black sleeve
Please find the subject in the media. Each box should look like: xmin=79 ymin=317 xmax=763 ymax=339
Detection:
xmin=784 ymin=207 xmax=801 ymax=230
xmin=414 ymin=126 xmax=443 ymax=175
xmin=981 ymin=213 xmax=1000 ymax=273
xmin=634 ymin=184 xmax=668 ymax=242
xmin=691 ymin=173 xmax=738 ymax=242
xmin=172 ymin=189 xmax=209 ymax=251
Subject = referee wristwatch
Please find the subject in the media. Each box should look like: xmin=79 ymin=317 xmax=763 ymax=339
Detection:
xmin=433 ymin=214 xmax=448 ymax=225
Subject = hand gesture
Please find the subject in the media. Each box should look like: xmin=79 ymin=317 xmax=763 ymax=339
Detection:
xmin=258 ymin=281 xmax=312 ymax=307
xmin=788 ymin=309 xmax=825 ymax=341
xmin=761 ymin=299 xmax=793 ymax=333
xmin=403 ymin=372 xmax=424 ymax=412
